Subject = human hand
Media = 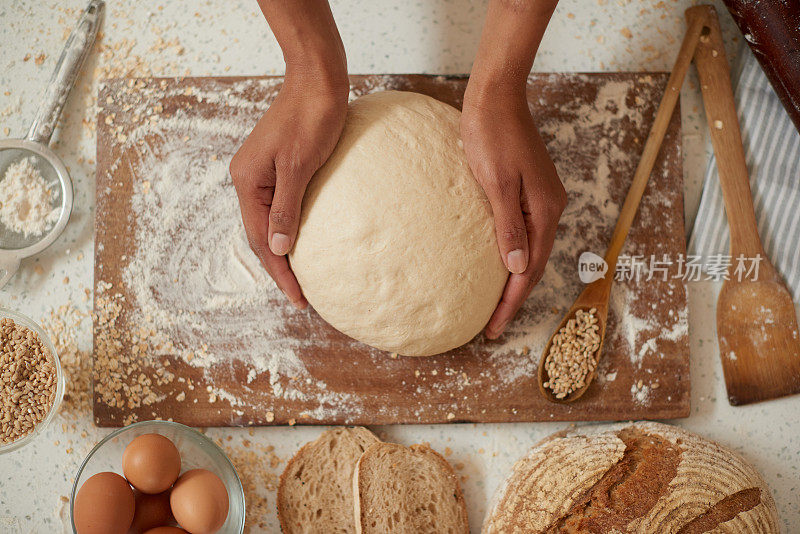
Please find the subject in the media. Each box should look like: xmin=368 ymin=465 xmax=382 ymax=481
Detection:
xmin=230 ymin=69 xmax=348 ymax=309
xmin=461 ymin=83 xmax=567 ymax=339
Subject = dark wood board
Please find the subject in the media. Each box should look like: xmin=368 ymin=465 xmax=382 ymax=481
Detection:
xmin=94 ymin=73 xmax=690 ymax=427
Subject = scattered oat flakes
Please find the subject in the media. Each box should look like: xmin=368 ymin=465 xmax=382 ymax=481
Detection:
xmin=224 ymin=441 xmax=282 ymax=530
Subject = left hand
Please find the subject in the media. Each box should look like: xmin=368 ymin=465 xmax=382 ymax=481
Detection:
xmin=461 ymin=83 xmax=567 ymax=339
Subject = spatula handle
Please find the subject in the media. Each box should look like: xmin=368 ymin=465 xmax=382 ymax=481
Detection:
xmin=686 ymin=5 xmax=765 ymax=259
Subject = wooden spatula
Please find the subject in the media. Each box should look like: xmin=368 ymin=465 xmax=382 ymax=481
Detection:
xmin=687 ymin=5 xmax=800 ymax=405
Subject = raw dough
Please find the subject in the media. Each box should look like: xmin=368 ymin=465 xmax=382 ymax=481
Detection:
xmin=289 ymin=91 xmax=508 ymax=356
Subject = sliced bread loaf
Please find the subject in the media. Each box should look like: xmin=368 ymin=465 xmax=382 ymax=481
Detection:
xmin=278 ymin=426 xmax=380 ymax=534
xmin=353 ymin=442 xmax=469 ymax=534
xmin=483 ymin=421 xmax=779 ymax=533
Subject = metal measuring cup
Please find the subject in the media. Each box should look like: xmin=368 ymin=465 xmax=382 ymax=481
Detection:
xmin=0 ymin=0 xmax=104 ymax=288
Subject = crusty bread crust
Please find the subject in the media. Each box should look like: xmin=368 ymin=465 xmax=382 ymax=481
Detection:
xmin=353 ymin=442 xmax=469 ymax=534
xmin=278 ymin=427 xmax=379 ymax=534
xmin=483 ymin=421 xmax=779 ymax=534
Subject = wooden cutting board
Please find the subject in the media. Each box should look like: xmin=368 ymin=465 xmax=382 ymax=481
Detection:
xmin=94 ymin=73 xmax=690 ymax=427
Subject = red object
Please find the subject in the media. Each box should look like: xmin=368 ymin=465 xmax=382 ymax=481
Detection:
xmin=723 ymin=0 xmax=800 ymax=133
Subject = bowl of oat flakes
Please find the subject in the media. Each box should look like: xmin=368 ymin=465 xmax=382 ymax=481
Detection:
xmin=0 ymin=307 xmax=64 ymax=454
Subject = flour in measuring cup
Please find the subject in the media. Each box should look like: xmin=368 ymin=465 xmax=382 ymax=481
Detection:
xmin=0 ymin=157 xmax=59 ymax=238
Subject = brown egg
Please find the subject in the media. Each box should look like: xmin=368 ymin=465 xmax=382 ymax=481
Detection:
xmin=143 ymin=529 xmax=188 ymax=534
xmin=128 ymin=490 xmax=174 ymax=534
xmin=123 ymin=433 xmax=181 ymax=494
xmin=170 ymin=469 xmax=229 ymax=534
xmin=74 ymin=472 xmax=135 ymax=534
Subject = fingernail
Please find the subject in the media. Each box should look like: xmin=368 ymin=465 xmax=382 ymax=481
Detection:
xmin=270 ymin=233 xmax=291 ymax=256
xmin=487 ymin=320 xmax=509 ymax=340
xmin=507 ymin=249 xmax=527 ymax=274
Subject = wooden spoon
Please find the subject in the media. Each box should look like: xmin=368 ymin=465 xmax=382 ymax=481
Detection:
xmin=538 ymin=12 xmax=709 ymax=403
xmin=688 ymin=5 xmax=800 ymax=405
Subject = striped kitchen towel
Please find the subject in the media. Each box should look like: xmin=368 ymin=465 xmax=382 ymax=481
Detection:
xmin=688 ymin=44 xmax=800 ymax=299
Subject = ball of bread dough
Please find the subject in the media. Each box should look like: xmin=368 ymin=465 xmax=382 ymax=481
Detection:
xmin=289 ymin=90 xmax=508 ymax=356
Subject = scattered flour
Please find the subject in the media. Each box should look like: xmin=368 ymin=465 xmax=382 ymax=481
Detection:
xmin=638 ymin=337 xmax=658 ymax=362
xmin=599 ymin=370 xmax=618 ymax=383
xmin=0 ymin=157 xmax=59 ymax=237
xmin=611 ymin=283 xmax=689 ymax=368
xmin=98 ymin=77 xmax=404 ymax=419
xmin=631 ymin=382 xmax=652 ymax=406
xmin=119 ymin=113 xmax=314 ymax=399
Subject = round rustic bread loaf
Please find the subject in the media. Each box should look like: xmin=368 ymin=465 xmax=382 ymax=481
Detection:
xmin=483 ymin=421 xmax=778 ymax=533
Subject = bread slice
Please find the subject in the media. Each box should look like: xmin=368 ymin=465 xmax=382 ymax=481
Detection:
xmin=353 ymin=442 xmax=469 ymax=534
xmin=278 ymin=427 xmax=380 ymax=534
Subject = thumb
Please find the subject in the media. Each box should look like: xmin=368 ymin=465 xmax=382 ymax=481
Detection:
xmin=268 ymin=161 xmax=312 ymax=256
xmin=484 ymin=177 xmax=529 ymax=274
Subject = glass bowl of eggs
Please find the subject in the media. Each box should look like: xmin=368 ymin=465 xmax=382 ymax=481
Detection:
xmin=70 ymin=420 xmax=245 ymax=534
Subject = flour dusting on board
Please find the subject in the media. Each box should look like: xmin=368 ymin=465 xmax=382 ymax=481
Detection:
xmin=94 ymin=74 xmax=690 ymax=424
xmin=96 ymin=77 xmax=406 ymax=422
xmin=122 ymin=119 xmax=309 ymax=387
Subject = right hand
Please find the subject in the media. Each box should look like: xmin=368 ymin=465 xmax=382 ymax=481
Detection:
xmin=230 ymin=70 xmax=348 ymax=309
xmin=461 ymin=82 xmax=566 ymax=339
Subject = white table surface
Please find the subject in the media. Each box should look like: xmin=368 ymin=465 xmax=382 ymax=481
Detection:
xmin=1 ymin=1 xmax=798 ymax=532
